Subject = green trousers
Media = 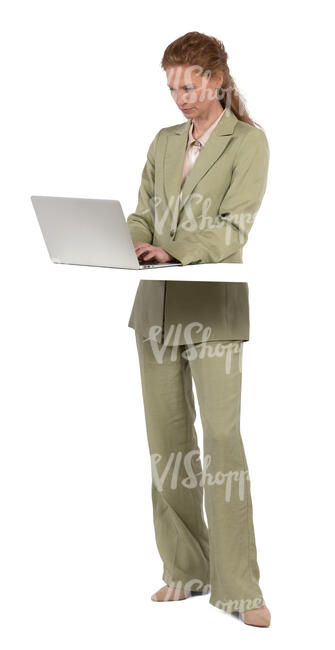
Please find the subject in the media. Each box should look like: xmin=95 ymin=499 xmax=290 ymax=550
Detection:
xmin=134 ymin=330 xmax=265 ymax=614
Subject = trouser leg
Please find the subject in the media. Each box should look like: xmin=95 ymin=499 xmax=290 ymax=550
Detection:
xmin=187 ymin=339 xmax=265 ymax=613
xmin=134 ymin=330 xmax=210 ymax=593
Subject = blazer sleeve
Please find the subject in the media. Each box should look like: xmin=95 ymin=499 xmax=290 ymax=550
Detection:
xmin=127 ymin=130 xmax=162 ymax=245
xmin=163 ymin=127 xmax=270 ymax=265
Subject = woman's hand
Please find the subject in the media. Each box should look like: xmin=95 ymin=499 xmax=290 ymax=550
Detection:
xmin=134 ymin=242 xmax=178 ymax=264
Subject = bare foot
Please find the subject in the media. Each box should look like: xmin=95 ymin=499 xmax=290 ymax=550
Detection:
xmin=241 ymin=605 xmax=271 ymax=627
xmin=151 ymin=585 xmax=190 ymax=602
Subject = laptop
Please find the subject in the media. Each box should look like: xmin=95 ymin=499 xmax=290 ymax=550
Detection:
xmin=30 ymin=196 xmax=182 ymax=270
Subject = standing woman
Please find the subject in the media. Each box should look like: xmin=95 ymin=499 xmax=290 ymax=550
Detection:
xmin=127 ymin=32 xmax=271 ymax=627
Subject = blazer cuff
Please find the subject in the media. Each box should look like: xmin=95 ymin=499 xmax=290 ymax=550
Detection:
xmin=127 ymin=224 xmax=153 ymax=246
xmin=163 ymin=240 xmax=202 ymax=265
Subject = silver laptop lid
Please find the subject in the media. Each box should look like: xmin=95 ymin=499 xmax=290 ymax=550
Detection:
xmin=31 ymin=196 xmax=145 ymax=269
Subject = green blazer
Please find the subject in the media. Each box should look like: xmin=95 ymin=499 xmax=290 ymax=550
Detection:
xmin=127 ymin=109 xmax=270 ymax=265
xmin=128 ymin=280 xmax=250 ymax=345
xmin=127 ymin=111 xmax=268 ymax=344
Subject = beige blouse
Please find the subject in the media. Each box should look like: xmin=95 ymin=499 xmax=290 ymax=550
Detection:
xmin=179 ymin=108 xmax=226 ymax=203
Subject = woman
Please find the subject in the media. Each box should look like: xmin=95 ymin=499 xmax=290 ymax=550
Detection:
xmin=127 ymin=32 xmax=271 ymax=627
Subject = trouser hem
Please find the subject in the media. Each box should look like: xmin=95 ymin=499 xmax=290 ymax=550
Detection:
xmin=209 ymin=594 xmax=266 ymax=614
xmin=162 ymin=570 xmax=210 ymax=595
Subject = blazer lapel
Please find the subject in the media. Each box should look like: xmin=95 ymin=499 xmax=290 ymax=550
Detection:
xmin=163 ymin=109 xmax=239 ymax=223
xmin=163 ymin=122 xmax=189 ymax=223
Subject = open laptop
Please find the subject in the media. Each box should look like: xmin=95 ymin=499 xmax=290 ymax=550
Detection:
xmin=30 ymin=196 xmax=182 ymax=270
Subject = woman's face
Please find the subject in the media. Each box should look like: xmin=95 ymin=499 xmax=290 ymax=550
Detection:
xmin=165 ymin=65 xmax=223 ymax=118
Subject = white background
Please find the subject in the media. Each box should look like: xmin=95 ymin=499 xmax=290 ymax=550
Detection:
xmin=1 ymin=1 xmax=334 ymax=647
